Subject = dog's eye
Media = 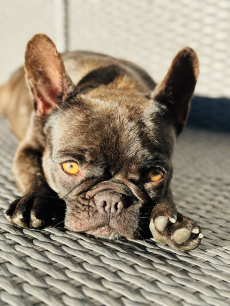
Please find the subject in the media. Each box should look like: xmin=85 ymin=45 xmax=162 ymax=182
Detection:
xmin=148 ymin=168 xmax=163 ymax=182
xmin=61 ymin=161 xmax=79 ymax=175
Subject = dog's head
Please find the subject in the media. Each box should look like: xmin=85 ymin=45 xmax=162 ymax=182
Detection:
xmin=25 ymin=34 xmax=199 ymax=239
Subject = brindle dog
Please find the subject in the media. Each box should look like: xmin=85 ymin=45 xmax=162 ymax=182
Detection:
xmin=0 ymin=34 xmax=203 ymax=251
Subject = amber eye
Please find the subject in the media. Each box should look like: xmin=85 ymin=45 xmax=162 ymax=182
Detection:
xmin=61 ymin=161 xmax=79 ymax=175
xmin=148 ymin=168 xmax=164 ymax=182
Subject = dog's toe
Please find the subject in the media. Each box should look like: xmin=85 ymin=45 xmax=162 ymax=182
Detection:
xmin=154 ymin=216 xmax=168 ymax=232
xmin=149 ymin=220 xmax=167 ymax=244
xmin=170 ymin=219 xmax=204 ymax=251
xmin=5 ymin=190 xmax=66 ymax=229
xmin=30 ymin=213 xmax=44 ymax=228
xmin=172 ymin=228 xmax=191 ymax=244
xmin=12 ymin=213 xmax=27 ymax=228
xmin=150 ymin=210 xmax=203 ymax=251
xmin=5 ymin=198 xmax=21 ymax=221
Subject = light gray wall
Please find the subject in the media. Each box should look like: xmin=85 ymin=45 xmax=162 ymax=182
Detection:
xmin=0 ymin=0 xmax=230 ymax=98
xmin=68 ymin=0 xmax=230 ymax=98
xmin=0 ymin=0 xmax=56 ymax=84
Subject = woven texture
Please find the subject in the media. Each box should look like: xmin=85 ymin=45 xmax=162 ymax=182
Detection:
xmin=0 ymin=96 xmax=230 ymax=305
xmin=68 ymin=0 xmax=230 ymax=98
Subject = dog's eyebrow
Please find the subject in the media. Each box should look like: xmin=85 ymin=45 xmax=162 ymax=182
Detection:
xmin=133 ymin=150 xmax=170 ymax=170
xmin=53 ymin=147 xmax=101 ymax=164
xmin=142 ymin=157 xmax=169 ymax=170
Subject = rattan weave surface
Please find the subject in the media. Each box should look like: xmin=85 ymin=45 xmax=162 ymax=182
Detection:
xmin=0 ymin=96 xmax=230 ymax=306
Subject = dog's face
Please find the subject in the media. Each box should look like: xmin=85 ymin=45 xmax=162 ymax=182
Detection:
xmin=25 ymin=35 xmax=198 ymax=239
xmin=43 ymin=91 xmax=175 ymax=238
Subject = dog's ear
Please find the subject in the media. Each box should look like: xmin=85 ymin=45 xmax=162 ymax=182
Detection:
xmin=24 ymin=34 xmax=75 ymax=117
xmin=151 ymin=47 xmax=199 ymax=134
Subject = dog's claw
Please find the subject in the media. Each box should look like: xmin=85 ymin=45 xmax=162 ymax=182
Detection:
xmin=169 ymin=217 xmax=177 ymax=223
xmin=192 ymin=228 xmax=199 ymax=234
xmin=172 ymin=228 xmax=191 ymax=244
xmin=199 ymin=233 xmax=204 ymax=239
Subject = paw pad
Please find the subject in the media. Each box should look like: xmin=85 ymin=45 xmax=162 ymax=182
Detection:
xmin=154 ymin=216 xmax=168 ymax=232
xmin=172 ymin=228 xmax=191 ymax=244
xmin=150 ymin=211 xmax=203 ymax=251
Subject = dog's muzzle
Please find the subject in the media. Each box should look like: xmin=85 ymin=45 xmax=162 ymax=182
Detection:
xmin=65 ymin=179 xmax=150 ymax=238
xmin=85 ymin=180 xmax=135 ymax=217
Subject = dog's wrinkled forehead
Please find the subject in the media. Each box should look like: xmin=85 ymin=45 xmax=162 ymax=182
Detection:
xmin=46 ymin=92 xmax=176 ymax=171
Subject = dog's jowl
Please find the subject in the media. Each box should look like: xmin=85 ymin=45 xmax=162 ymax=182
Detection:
xmin=0 ymin=34 xmax=203 ymax=251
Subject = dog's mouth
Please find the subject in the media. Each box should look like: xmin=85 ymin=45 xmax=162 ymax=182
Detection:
xmin=64 ymin=198 xmax=142 ymax=239
xmin=64 ymin=181 xmax=152 ymax=239
xmin=65 ymin=189 xmax=151 ymax=239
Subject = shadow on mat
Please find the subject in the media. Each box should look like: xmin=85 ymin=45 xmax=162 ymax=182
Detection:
xmin=187 ymin=96 xmax=230 ymax=133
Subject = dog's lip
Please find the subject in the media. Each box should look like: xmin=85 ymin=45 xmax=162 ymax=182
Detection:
xmin=86 ymin=225 xmax=113 ymax=237
xmin=85 ymin=178 xmax=149 ymax=206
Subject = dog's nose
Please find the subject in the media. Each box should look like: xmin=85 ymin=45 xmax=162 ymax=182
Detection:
xmin=94 ymin=191 xmax=125 ymax=216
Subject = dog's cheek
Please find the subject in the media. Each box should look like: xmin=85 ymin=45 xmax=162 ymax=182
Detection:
xmin=42 ymin=149 xmax=81 ymax=197
xmin=42 ymin=149 xmax=59 ymax=193
xmin=108 ymin=204 xmax=141 ymax=239
xmin=64 ymin=203 xmax=108 ymax=232
xmin=144 ymin=181 xmax=166 ymax=201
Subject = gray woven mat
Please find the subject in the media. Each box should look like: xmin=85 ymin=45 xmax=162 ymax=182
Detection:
xmin=0 ymin=96 xmax=230 ymax=306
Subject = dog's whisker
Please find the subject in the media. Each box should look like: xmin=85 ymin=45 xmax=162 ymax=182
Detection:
xmin=53 ymin=220 xmax=64 ymax=228
xmin=62 ymin=185 xmax=79 ymax=199
xmin=137 ymin=230 xmax=145 ymax=241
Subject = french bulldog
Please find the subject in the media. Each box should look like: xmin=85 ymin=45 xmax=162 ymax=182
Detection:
xmin=0 ymin=34 xmax=203 ymax=251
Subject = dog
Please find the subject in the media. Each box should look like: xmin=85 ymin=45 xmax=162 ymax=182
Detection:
xmin=0 ymin=34 xmax=203 ymax=251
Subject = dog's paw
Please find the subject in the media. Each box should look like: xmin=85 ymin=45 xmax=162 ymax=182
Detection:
xmin=150 ymin=208 xmax=203 ymax=251
xmin=5 ymin=190 xmax=66 ymax=229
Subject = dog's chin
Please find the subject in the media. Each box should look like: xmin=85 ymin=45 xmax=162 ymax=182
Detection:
xmin=86 ymin=226 xmax=125 ymax=239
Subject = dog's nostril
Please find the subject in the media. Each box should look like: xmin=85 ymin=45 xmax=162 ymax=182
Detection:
xmin=104 ymin=201 xmax=110 ymax=213
xmin=96 ymin=200 xmax=106 ymax=208
xmin=111 ymin=202 xmax=118 ymax=214
xmin=94 ymin=192 xmax=125 ymax=216
xmin=111 ymin=201 xmax=123 ymax=215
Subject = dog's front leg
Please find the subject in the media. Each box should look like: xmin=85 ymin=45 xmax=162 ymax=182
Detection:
xmin=5 ymin=33 xmax=77 ymax=229
xmin=149 ymin=190 xmax=203 ymax=251
xmin=5 ymin=121 xmax=66 ymax=228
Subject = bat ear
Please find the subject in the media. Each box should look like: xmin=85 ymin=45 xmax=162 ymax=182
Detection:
xmin=24 ymin=34 xmax=75 ymax=117
xmin=151 ymin=47 xmax=199 ymax=134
